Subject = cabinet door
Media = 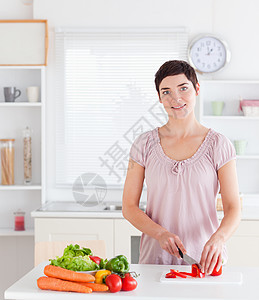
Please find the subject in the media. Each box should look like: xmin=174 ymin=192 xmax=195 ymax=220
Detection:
xmin=226 ymin=221 xmax=259 ymax=267
xmin=35 ymin=218 xmax=114 ymax=259
xmin=114 ymin=219 xmax=142 ymax=263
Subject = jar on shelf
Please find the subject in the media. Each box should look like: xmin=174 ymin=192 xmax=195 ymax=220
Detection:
xmin=23 ymin=126 xmax=32 ymax=185
xmin=0 ymin=139 xmax=15 ymax=185
xmin=14 ymin=209 xmax=25 ymax=231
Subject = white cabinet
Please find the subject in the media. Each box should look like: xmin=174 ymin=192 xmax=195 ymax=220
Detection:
xmin=114 ymin=219 xmax=142 ymax=263
xmin=226 ymin=221 xmax=259 ymax=267
xmin=35 ymin=217 xmax=142 ymax=264
xmin=198 ymin=80 xmax=259 ymax=201
xmin=34 ymin=218 xmax=114 ymax=259
xmin=0 ymin=236 xmax=34 ymax=299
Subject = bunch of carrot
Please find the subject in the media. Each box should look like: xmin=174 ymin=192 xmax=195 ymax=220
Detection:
xmin=37 ymin=265 xmax=109 ymax=293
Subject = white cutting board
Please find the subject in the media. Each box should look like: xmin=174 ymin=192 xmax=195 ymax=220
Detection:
xmin=160 ymin=270 xmax=243 ymax=285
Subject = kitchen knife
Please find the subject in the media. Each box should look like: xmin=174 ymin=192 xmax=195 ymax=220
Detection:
xmin=177 ymin=246 xmax=202 ymax=270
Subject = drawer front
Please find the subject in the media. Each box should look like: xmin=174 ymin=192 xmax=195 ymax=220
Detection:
xmin=35 ymin=218 xmax=114 ymax=259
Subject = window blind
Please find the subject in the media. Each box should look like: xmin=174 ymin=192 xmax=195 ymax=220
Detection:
xmin=55 ymin=28 xmax=188 ymax=187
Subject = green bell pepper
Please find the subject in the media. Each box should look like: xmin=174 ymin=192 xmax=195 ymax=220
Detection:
xmin=105 ymin=255 xmax=129 ymax=273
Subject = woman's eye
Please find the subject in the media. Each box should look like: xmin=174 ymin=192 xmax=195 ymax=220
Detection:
xmin=162 ymin=90 xmax=170 ymax=95
xmin=180 ymin=87 xmax=188 ymax=91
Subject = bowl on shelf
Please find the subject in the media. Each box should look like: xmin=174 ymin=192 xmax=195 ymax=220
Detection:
xmin=239 ymin=99 xmax=259 ymax=117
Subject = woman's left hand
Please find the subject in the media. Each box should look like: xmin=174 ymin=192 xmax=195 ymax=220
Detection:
xmin=200 ymin=233 xmax=224 ymax=275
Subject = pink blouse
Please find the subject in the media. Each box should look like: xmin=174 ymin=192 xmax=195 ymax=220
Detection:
xmin=129 ymin=127 xmax=236 ymax=265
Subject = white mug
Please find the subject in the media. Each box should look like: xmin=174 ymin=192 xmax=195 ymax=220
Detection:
xmin=26 ymin=86 xmax=40 ymax=102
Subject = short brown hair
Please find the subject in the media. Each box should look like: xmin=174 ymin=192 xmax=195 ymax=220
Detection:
xmin=155 ymin=60 xmax=198 ymax=93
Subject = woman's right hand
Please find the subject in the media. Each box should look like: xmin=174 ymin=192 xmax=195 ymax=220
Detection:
xmin=158 ymin=231 xmax=186 ymax=259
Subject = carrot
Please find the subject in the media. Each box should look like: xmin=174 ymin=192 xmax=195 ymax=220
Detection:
xmin=37 ymin=276 xmax=92 ymax=293
xmin=78 ymin=282 xmax=109 ymax=292
xmin=44 ymin=265 xmax=95 ymax=283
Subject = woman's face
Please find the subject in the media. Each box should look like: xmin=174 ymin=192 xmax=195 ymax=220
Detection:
xmin=158 ymin=74 xmax=199 ymax=120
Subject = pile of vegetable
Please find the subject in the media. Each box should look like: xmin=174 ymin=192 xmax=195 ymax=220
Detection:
xmin=49 ymin=244 xmax=107 ymax=271
xmin=165 ymin=264 xmax=223 ymax=279
xmin=37 ymin=244 xmax=138 ymax=294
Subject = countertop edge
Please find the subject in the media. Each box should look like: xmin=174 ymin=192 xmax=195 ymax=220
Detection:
xmin=31 ymin=206 xmax=259 ymax=220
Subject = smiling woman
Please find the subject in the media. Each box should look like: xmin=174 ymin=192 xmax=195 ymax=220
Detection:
xmin=122 ymin=60 xmax=241 ymax=276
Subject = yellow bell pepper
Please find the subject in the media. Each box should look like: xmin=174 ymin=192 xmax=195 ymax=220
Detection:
xmin=95 ymin=270 xmax=111 ymax=284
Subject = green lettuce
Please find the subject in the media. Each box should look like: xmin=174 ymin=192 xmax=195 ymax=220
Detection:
xmin=49 ymin=244 xmax=104 ymax=271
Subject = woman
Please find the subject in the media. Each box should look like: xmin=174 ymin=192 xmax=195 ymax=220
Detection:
xmin=122 ymin=60 xmax=241 ymax=275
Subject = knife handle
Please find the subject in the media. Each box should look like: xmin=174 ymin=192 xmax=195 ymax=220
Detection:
xmin=177 ymin=246 xmax=183 ymax=258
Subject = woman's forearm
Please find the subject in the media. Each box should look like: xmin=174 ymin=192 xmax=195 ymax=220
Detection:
xmin=214 ymin=206 xmax=241 ymax=242
xmin=122 ymin=206 xmax=167 ymax=241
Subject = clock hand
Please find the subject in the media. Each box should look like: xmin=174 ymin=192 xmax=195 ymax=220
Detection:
xmin=207 ymin=48 xmax=213 ymax=56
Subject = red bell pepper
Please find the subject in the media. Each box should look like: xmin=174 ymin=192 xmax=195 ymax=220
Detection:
xmin=170 ymin=269 xmax=187 ymax=278
xmin=211 ymin=265 xmax=222 ymax=276
xmin=179 ymin=271 xmax=197 ymax=277
xmin=192 ymin=264 xmax=205 ymax=278
xmin=165 ymin=272 xmax=176 ymax=278
xmin=89 ymin=255 xmax=101 ymax=265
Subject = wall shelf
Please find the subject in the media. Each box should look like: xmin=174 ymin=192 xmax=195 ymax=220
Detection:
xmin=0 ymin=102 xmax=41 ymax=107
xmin=0 ymin=66 xmax=45 ymax=70
xmin=236 ymin=155 xmax=259 ymax=159
xmin=0 ymin=185 xmax=42 ymax=191
xmin=0 ymin=228 xmax=34 ymax=236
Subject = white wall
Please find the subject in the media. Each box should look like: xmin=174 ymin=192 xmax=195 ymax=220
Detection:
xmin=34 ymin=0 xmax=259 ymax=79
xmin=32 ymin=0 xmax=259 ymax=202
xmin=0 ymin=0 xmax=33 ymax=19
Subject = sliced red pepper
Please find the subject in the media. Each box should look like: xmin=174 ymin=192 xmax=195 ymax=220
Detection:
xmin=169 ymin=269 xmax=187 ymax=278
xmin=165 ymin=263 xmax=206 ymax=280
xmin=165 ymin=272 xmax=176 ymax=278
xmin=192 ymin=264 xmax=205 ymax=278
xmin=89 ymin=255 xmax=101 ymax=265
xmin=211 ymin=265 xmax=222 ymax=276
xmin=179 ymin=271 xmax=197 ymax=277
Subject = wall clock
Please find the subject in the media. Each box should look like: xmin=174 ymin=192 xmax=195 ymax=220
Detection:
xmin=188 ymin=35 xmax=231 ymax=73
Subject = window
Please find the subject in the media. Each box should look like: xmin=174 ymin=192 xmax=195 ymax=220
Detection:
xmin=55 ymin=28 xmax=188 ymax=187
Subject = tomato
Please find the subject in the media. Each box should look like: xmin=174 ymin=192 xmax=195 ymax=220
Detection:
xmin=105 ymin=274 xmax=122 ymax=293
xmin=121 ymin=273 xmax=138 ymax=291
xmin=211 ymin=265 xmax=223 ymax=276
xmin=89 ymin=255 xmax=101 ymax=265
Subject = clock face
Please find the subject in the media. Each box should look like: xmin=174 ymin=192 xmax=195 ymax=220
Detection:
xmin=189 ymin=36 xmax=229 ymax=73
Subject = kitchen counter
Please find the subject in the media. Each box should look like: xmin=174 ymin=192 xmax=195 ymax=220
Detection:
xmin=31 ymin=201 xmax=128 ymax=219
xmin=4 ymin=261 xmax=259 ymax=300
xmin=31 ymin=201 xmax=259 ymax=220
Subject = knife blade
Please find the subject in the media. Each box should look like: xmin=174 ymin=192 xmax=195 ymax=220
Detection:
xmin=177 ymin=246 xmax=202 ymax=270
